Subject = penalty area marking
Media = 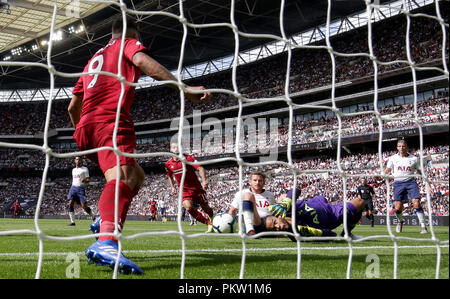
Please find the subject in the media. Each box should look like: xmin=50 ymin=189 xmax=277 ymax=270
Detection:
xmin=0 ymin=244 xmax=448 ymax=257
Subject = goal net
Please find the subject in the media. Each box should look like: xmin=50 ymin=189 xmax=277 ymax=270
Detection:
xmin=0 ymin=0 xmax=448 ymax=279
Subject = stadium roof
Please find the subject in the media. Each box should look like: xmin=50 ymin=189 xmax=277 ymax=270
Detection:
xmin=0 ymin=0 xmax=409 ymax=90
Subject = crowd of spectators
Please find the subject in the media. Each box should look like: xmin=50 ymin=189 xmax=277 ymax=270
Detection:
xmin=0 ymin=6 xmax=447 ymax=221
xmin=1 ymin=144 xmax=448 ymax=218
xmin=0 ymin=7 xmax=447 ymax=135
xmin=0 ymin=94 xmax=447 ymax=171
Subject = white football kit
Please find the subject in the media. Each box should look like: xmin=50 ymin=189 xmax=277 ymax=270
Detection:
xmin=72 ymin=166 xmax=90 ymax=188
xmin=231 ymin=188 xmax=275 ymax=219
xmin=386 ymin=154 xmax=420 ymax=182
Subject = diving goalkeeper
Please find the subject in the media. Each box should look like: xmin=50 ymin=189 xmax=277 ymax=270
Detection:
xmin=265 ymin=188 xmax=365 ymax=239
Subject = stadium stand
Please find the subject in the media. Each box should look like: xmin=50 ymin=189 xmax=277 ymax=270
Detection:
xmin=0 ymin=3 xmax=448 ymax=222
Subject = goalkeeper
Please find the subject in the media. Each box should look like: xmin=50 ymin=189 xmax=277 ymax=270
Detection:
xmin=264 ymin=188 xmax=365 ymax=239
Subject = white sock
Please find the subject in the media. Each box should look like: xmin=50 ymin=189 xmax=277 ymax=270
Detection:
xmin=416 ymin=208 xmax=425 ymax=228
xmin=243 ymin=210 xmax=254 ymax=233
xmin=69 ymin=212 xmax=75 ymax=223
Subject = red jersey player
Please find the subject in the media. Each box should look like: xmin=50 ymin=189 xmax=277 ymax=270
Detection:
xmin=148 ymin=199 xmax=157 ymax=221
xmin=165 ymin=142 xmax=214 ymax=232
xmin=68 ymin=18 xmax=211 ymax=275
xmin=13 ymin=200 xmax=21 ymax=218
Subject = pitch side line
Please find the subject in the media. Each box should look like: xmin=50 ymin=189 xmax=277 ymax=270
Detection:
xmin=0 ymin=244 xmax=448 ymax=256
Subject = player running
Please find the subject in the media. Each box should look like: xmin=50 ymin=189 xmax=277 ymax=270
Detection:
xmin=165 ymin=142 xmax=214 ymax=232
xmin=67 ymin=156 xmax=94 ymax=226
xmin=385 ymin=139 xmax=428 ymax=234
xmin=69 ymin=18 xmax=210 ymax=275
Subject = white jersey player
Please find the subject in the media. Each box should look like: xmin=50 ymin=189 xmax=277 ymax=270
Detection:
xmin=230 ymin=188 xmax=275 ymax=219
xmin=158 ymin=199 xmax=167 ymax=221
xmin=67 ymin=156 xmax=94 ymax=225
xmin=385 ymin=139 xmax=427 ymax=234
xmin=72 ymin=164 xmax=90 ymax=188
xmin=386 ymin=153 xmax=420 ymax=182
xmin=228 ymin=171 xmax=275 ymax=235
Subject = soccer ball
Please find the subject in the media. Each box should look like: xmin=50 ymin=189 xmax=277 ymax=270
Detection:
xmin=212 ymin=212 xmax=235 ymax=233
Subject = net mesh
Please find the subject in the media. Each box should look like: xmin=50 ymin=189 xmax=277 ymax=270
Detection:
xmin=0 ymin=0 xmax=448 ymax=279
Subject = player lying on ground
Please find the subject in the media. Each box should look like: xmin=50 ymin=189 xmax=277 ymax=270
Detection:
xmin=237 ymin=187 xmax=364 ymax=240
xmin=228 ymin=171 xmax=275 ymax=235
xmin=266 ymin=188 xmax=365 ymax=239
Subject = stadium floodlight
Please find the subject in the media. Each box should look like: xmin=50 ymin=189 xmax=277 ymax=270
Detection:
xmin=11 ymin=46 xmax=24 ymax=56
xmin=75 ymin=24 xmax=84 ymax=34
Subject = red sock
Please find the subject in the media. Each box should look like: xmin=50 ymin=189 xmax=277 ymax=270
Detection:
xmin=202 ymin=206 xmax=214 ymax=219
xmin=98 ymin=180 xmax=135 ymax=242
xmin=187 ymin=207 xmax=211 ymax=225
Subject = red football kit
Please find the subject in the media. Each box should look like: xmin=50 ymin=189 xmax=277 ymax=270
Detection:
xmin=72 ymin=37 xmax=148 ymax=173
xmin=165 ymin=154 xmax=207 ymax=204
xmin=149 ymin=200 xmax=157 ymax=214
xmin=72 ymin=37 xmax=148 ymax=243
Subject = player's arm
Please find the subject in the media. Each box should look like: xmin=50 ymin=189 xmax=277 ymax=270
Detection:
xmin=82 ymin=168 xmax=90 ymax=184
xmin=167 ymin=173 xmax=177 ymax=195
xmin=384 ymin=160 xmax=394 ymax=182
xmin=132 ymin=52 xmax=210 ymax=103
xmin=228 ymin=206 xmax=237 ymax=217
xmin=415 ymin=159 xmax=423 ymax=176
xmin=68 ymin=93 xmax=83 ymax=127
xmin=197 ymin=165 xmax=208 ymax=190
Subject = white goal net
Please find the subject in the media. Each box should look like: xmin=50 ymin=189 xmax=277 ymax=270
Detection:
xmin=0 ymin=0 xmax=448 ymax=279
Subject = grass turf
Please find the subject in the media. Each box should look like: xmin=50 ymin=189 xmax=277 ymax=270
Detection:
xmin=0 ymin=218 xmax=447 ymax=279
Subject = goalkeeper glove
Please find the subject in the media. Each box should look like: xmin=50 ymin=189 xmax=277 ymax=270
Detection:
xmin=268 ymin=197 xmax=292 ymax=218
xmin=297 ymin=225 xmax=323 ymax=237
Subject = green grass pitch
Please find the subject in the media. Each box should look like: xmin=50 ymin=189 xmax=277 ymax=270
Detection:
xmin=0 ymin=218 xmax=448 ymax=279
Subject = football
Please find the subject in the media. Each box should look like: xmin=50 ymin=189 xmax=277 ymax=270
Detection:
xmin=212 ymin=212 xmax=235 ymax=233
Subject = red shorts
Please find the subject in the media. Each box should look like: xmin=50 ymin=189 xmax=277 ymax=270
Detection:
xmin=73 ymin=122 xmax=137 ymax=173
xmin=183 ymin=190 xmax=208 ymax=206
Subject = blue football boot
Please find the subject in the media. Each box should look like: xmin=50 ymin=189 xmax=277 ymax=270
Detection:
xmin=85 ymin=240 xmax=144 ymax=275
xmin=89 ymin=216 xmax=101 ymax=239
